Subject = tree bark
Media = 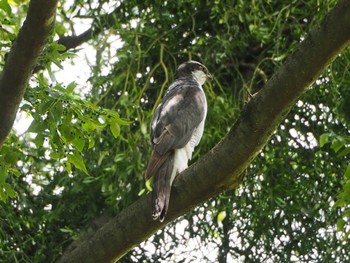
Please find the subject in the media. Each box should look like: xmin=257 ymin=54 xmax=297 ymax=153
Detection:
xmin=0 ymin=0 xmax=57 ymax=148
xmin=58 ymin=0 xmax=350 ymax=262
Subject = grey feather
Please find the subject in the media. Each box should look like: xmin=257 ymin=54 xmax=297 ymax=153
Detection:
xmin=145 ymin=61 xmax=210 ymax=221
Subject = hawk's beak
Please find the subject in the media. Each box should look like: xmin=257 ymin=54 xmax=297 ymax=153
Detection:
xmin=207 ymin=73 xmax=213 ymax=81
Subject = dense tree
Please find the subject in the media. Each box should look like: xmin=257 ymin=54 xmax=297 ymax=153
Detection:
xmin=0 ymin=0 xmax=349 ymax=262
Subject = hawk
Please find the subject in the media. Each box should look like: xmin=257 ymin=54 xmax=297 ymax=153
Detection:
xmin=145 ymin=61 xmax=212 ymax=221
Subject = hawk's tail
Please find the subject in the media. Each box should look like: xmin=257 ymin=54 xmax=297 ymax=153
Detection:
xmin=152 ymin=151 xmax=174 ymax=222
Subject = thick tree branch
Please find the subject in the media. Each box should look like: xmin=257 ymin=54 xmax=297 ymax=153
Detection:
xmin=58 ymin=0 xmax=350 ymax=262
xmin=0 ymin=0 xmax=57 ymax=148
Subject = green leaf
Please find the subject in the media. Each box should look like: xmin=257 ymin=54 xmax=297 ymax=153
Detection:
xmin=249 ymin=24 xmax=257 ymax=32
xmin=0 ymin=188 xmax=6 ymax=202
xmin=138 ymin=188 xmax=146 ymax=196
xmin=65 ymin=162 xmax=72 ymax=174
xmin=115 ymin=118 xmax=130 ymax=126
xmin=50 ymin=103 xmax=64 ymax=123
xmin=28 ymin=119 xmax=47 ymax=134
xmin=275 ymin=197 xmax=286 ymax=207
xmin=34 ymin=134 xmax=44 ymax=148
xmin=319 ymin=133 xmax=329 ymax=147
xmin=64 ymin=108 xmax=73 ymax=123
xmin=103 ymin=108 xmax=120 ymax=118
xmin=217 ymin=211 xmax=227 ymax=224
xmin=0 ymin=166 xmax=7 ymax=184
xmin=141 ymin=122 xmax=147 ymax=135
xmin=59 ymin=124 xmax=75 ymax=142
xmin=3 ymin=183 xmax=17 ymax=198
xmin=82 ymin=121 xmax=96 ymax=132
xmin=145 ymin=179 xmax=152 ymax=191
xmin=72 ymin=136 xmax=85 ymax=152
xmin=4 ymin=149 xmax=18 ymax=165
xmin=331 ymin=139 xmax=345 ymax=153
xmin=50 ymin=42 xmax=67 ymax=52
xmin=83 ymin=176 xmax=96 ymax=184
xmin=0 ymin=0 xmax=12 ymax=16
xmin=7 ymin=32 xmax=16 ymax=41
xmin=345 ymin=165 xmax=350 ymax=180
xmin=50 ymin=151 xmax=60 ymax=159
xmin=337 ymin=218 xmax=346 ymax=232
xmin=67 ymin=150 xmax=89 ymax=175
xmin=110 ymin=122 xmax=120 ymax=138
xmin=82 ymin=119 xmax=106 ymax=132
xmin=84 ymin=101 xmax=99 ymax=111
xmin=66 ymin=82 xmax=77 ymax=94
xmin=60 ymin=227 xmax=77 ymax=236
xmin=337 ymin=146 xmax=350 ymax=157
xmin=334 ymin=199 xmax=346 ymax=208
xmin=88 ymin=136 xmax=95 ymax=149
xmin=11 ymin=168 xmax=21 ymax=177
xmin=40 ymin=100 xmax=56 ymax=113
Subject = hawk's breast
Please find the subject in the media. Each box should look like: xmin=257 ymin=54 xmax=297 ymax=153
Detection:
xmin=170 ymin=87 xmax=207 ymax=184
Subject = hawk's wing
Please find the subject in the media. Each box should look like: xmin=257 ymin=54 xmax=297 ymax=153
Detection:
xmin=145 ymin=80 xmax=206 ymax=180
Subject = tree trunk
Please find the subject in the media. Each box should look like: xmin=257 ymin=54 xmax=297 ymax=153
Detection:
xmin=0 ymin=0 xmax=57 ymax=148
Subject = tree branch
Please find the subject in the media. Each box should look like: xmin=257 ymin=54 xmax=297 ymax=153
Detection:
xmin=58 ymin=0 xmax=350 ymax=262
xmin=0 ymin=0 xmax=58 ymax=148
xmin=57 ymin=4 xmax=124 ymax=51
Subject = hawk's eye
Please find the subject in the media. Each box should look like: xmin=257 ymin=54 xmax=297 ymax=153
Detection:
xmin=198 ymin=66 xmax=204 ymax=71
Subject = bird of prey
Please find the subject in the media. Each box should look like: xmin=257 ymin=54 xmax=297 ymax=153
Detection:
xmin=145 ymin=61 xmax=212 ymax=222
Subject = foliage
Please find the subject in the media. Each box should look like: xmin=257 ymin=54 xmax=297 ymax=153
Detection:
xmin=0 ymin=0 xmax=349 ymax=262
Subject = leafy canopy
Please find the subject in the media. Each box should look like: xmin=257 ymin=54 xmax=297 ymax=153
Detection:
xmin=0 ymin=0 xmax=349 ymax=262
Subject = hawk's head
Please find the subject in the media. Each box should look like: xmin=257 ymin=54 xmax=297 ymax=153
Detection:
xmin=174 ymin=61 xmax=212 ymax=85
